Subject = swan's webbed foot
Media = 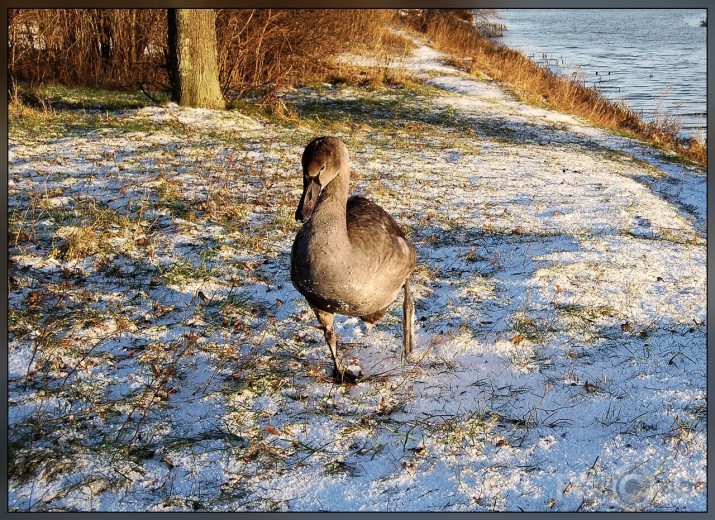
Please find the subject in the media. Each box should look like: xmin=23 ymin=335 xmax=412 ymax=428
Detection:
xmin=332 ymin=363 xmax=362 ymax=384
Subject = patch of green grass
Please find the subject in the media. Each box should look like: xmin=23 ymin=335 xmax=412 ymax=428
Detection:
xmin=153 ymin=174 xmax=191 ymax=219
xmin=438 ymin=409 xmax=499 ymax=451
xmin=558 ymin=303 xmax=618 ymax=321
xmin=10 ymin=101 xmax=166 ymax=139
xmin=21 ymin=83 xmax=166 ymax=111
xmin=9 ymin=85 xmax=191 ymax=141
xmin=28 ymin=197 xmax=140 ymax=261
xmin=206 ymin=288 xmax=268 ymax=329
xmin=555 ymin=303 xmax=620 ymax=343
xmin=9 ymin=102 xmax=80 ymax=138
xmin=158 ymin=258 xmax=220 ymax=286
xmin=511 ymin=310 xmax=555 ymax=343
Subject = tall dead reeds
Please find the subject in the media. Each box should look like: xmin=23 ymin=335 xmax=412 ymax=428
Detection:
xmin=9 ymin=9 xmax=167 ymax=89
xmin=215 ymin=9 xmax=396 ymax=98
xmin=9 ymin=9 xmax=398 ymax=99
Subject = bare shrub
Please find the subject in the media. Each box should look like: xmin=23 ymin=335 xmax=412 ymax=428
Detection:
xmin=9 ymin=9 xmax=168 ymax=89
xmin=215 ymin=9 xmax=398 ymax=98
xmin=9 ymin=9 xmax=398 ymax=100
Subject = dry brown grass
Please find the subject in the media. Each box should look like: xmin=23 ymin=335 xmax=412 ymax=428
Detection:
xmin=10 ymin=9 xmax=403 ymax=100
xmin=9 ymin=9 xmax=167 ymax=89
xmin=217 ymin=9 xmax=398 ymax=96
xmin=404 ymin=11 xmax=706 ymax=166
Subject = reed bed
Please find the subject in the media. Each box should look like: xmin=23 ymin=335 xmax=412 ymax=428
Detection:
xmin=9 ymin=9 xmax=402 ymax=99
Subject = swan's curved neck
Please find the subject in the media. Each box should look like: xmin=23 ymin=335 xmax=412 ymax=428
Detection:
xmin=310 ymin=166 xmax=350 ymax=230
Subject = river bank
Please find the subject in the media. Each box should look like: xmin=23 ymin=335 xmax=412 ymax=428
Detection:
xmin=409 ymin=10 xmax=706 ymax=166
xmin=496 ymin=9 xmax=707 ymax=142
xmin=8 ymin=35 xmax=705 ymax=512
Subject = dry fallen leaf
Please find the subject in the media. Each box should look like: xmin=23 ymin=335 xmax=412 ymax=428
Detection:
xmin=265 ymin=426 xmax=281 ymax=436
xmin=584 ymin=381 xmax=598 ymax=392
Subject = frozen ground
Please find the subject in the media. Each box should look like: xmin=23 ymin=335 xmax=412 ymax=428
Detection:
xmin=8 ymin=36 xmax=706 ymax=512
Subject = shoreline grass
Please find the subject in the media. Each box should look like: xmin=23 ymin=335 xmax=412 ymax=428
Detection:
xmin=401 ymin=11 xmax=706 ymax=166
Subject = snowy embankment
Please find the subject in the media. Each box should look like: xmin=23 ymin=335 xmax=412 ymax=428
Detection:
xmin=8 ymin=36 xmax=706 ymax=512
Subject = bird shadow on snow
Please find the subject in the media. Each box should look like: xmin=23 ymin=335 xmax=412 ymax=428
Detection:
xmin=284 ymin=221 xmax=584 ymax=382
xmin=278 ymin=212 xmax=704 ymax=435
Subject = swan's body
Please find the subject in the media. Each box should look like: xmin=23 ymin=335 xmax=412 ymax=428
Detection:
xmin=290 ymin=136 xmax=416 ymax=382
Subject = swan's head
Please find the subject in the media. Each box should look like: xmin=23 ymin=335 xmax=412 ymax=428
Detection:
xmin=295 ymin=136 xmax=349 ymax=222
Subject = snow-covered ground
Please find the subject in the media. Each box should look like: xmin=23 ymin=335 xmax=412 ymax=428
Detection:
xmin=8 ymin=36 xmax=706 ymax=512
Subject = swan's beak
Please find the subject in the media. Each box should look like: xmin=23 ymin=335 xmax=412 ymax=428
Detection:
xmin=296 ymin=181 xmax=322 ymax=222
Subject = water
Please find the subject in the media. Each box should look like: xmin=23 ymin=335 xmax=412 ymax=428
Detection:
xmin=495 ymin=9 xmax=706 ymax=141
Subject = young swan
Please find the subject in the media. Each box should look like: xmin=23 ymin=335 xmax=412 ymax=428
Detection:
xmin=291 ymin=136 xmax=416 ymax=383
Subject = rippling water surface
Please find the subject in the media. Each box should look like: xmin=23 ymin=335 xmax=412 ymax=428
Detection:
xmin=497 ymin=9 xmax=706 ymax=140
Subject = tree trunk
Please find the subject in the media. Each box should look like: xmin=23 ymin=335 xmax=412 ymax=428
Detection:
xmin=167 ymin=8 xmax=225 ymax=109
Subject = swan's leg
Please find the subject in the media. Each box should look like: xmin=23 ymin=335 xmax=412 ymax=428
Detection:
xmin=402 ymin=276 xmax=414 ymax=358
xmin=313 ymin=308 xmax=354 ymax=382
xmin=313 ymin=308 xmax=341 ymax=372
